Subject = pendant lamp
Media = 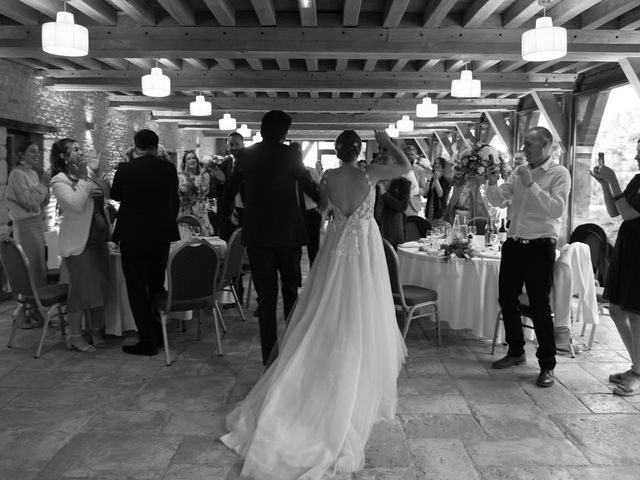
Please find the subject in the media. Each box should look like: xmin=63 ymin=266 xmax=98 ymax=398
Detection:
xmin=189 ymin=95 xmax=211 ymax=116
xmin=141 ymin=63 xmax=171 ymax=97
xmin=521 ymin=7 xmax=567 ymax=62
xmin=237 ymin=124 xmax=252 ymax=137
xmin=397 ymin=115 xmax=414 ymax=133
xmin=41 ymin=1 xmax=88 ymax=57
xmin=219 ymin=113 xmax=237 ymax=131
xmin=416 ymin=97 xmax=438 ymax=118
xmin=385 ymin=123 xmax=399 ymax=138
xmin=451 ymin=66 xmax=481 ymax=98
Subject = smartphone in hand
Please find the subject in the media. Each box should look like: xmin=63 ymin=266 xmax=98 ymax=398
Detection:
xmin=598 ymin=152 xmax=605 ymax=166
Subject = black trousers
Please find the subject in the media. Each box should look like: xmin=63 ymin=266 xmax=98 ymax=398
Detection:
xmin=120 ymin=242 xmax=170 ymax=347
xmin=498 ymin=238 xmax=557 ymax=370
xmin=247 ymin=246 xmax=302 ymax=365
xmin=304 ymin=209 xmax=322 ymax=265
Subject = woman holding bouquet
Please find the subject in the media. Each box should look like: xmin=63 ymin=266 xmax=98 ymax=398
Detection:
xmin=178 ymin=150 xmax=214 ymax=235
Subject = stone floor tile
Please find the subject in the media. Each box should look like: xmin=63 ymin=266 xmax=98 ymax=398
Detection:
xmin=81 ymin=410 xmax=171 ymax=433
xmin=551 ymin=414 xmax=640 ymax=465
xmin=567 ymin=466 xmax=640 ymax=480
xmin=128 ymin=375 xmax=236 ymax=411
xmin=171 ymin=436 xmax=239 ymax=466
xmin=400 ymin=414 xmax=486 ymax=439
xmin=468 ymin=402 xmax=565 ymax=439
xmin=441 ymin=358 xmax=491 ymax=379
xmin=397 ymin=394 xmax=471 ymax=415
xmin=355 ymin=467 xmax=417 ymax=480
xmin=554 ymin=364 xmax=610 ymax=394
xmin=7 ymin=387 xmax=94 ymax=408
xmin=38 ymin=432 xmax=182 ymax=479
xmin=477 ymin=466 xmax=574 ymax=480
xmin=0 ymin=386 xmax=22 ymax=407
xmin=465 ymin=438 xmax=590 ymax=467
xmin=409 ymin=438 xmax=480 ymax=480
xmin=520 ymin=383 xmax=590 ymax=414
xmin=397 ymin=375 xmax=460 ymax=395
xmin=577 ymin=393 xmax=639 ymax=413
xmin=455 ymin=378 xmax=533 ymax=405
xmin=161 ymin=464 xmax=231 ymax=480
xmin=404 ymin=358 xmax=448 ymax=377
xmin=162 ymin=410 xmax=227 ymax=436
xmin=364 ymin=419 xmax=412 ymax=468
xmin=0 ymin=458 xmax=49 ymax=480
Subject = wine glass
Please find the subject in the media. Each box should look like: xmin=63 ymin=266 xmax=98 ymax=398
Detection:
xmin=468 ymin=225 xmax=477 ymax=236
xmin=489 ymin=233 xmax=499 ymax=251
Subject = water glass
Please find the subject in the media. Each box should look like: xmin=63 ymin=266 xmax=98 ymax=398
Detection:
xmin=468 ymin=225 xmax=477 ymax=236
xmin=489 ymin=233 xmax=499 ymax=250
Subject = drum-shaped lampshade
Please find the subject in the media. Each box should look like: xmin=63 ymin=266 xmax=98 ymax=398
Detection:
xmin=41 ymin=11 xmax=88 ymax=57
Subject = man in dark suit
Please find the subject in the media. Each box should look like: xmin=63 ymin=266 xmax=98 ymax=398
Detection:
xmin=221 ymin=111 xmax=319 ymax=365
xmin=111 ymin=129 xmax=180 ymax=356
xmin=219 ymin=132 xmax=245 ymax=242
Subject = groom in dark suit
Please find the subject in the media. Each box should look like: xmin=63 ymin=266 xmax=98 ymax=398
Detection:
xmin=221 ymin=111 xmax=319 ymax=364
xmin=111 ymin=129 xmax=180 ymax=356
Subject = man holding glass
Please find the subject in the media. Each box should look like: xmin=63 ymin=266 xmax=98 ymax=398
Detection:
xmin=486 ymin=127 xmax=570 ymax=388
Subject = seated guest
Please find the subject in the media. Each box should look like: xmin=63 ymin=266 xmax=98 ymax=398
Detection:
xmin=424 ymin=157 xmax=452 ymax=222
xmin=178 ymin=150 xmax=214 ymax=236
xmin=50 ymin=138 xmax=111 ymax=351
xmin=374 ymin=146 xmax=411 ymax=248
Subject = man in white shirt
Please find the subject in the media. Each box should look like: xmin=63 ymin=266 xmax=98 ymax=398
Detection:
xmin=486 ymin=126 xmax=571 ymax=388
xmin=403 ymin=144 xmax=428 ymax=217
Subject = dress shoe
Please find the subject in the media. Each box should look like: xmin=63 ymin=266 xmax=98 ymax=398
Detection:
xmin=537 ymin=369 xmax=555 ymax=388
xmin=222 ymin=302 xmax=237 ymax=310
xmin=122 ymin=342 xmax=158 ymax=356
xmin=491 ymin=353 xmax=526 ymax=369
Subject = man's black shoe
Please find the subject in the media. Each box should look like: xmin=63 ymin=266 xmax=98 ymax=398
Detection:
xmin=222 ymin=302 xmax=237 ymax=310
xmin=491 ymin=353 xmax=526 ymax=369
xmin=537 ymin=369 xmax=555 ymax=388
xmin=122 ymin=342 xmax=158 ymax=356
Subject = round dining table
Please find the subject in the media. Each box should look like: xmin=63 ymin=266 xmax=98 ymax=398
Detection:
xmin=397 ymin=245 xmax=501 ymax=339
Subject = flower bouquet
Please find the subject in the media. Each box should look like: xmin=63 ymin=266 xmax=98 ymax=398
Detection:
xmin=440 ymin=235 xmax=477 ymax=261
xmin=452 ymin=143 xmax=510 ymax=186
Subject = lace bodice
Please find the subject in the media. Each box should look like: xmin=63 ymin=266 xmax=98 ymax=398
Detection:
xmin=322 ymin=170 xmax=376 ymax=257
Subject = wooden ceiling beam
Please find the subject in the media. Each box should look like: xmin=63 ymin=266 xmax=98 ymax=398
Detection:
xmin=363 ymin=59 xmax=377 ymax=71
xmin=68 ymin=0 xmax=116 ymax=25
xmin=383 ymin=0 xmax=410 ymax=28
xmin=70 ymin=57 xmax=105 ymax=70
xmin=343 ymin=0 xmax=362 ymax=27
xmin=463 ymin=0 xmax=503 ymax=28
xmin=434 ymin=130 xmax=453 ymax=156
xmin=157 ymin=58 xmax=182 ymax=70
xmin=530 ymin=91 xmax=568 ymax=152
xmin=183 ymin=58 xmax=209 ymax=70
xmin=108 ymin=0 xmax=155 ymax=25
xmin=391 ymin=59 xmax=409 ymax=72
xmin=305 ymin=57 xmax=318 ymax=71
xmin=156 ymin=0 xmax=195 ymax=26
xmin=203 ymin=0 xmax=236 ymax=26
xmin=619 ymin=6 xmax=640 ymax=30
xmin=250 ymin=0 xmax=277 ymax=26
xmin=335 ymin=58 xmax=348 ymax=71
xmin=246 ymin=58 xmax=263 ymax=70
xmin=2 ymin=26 xmax=639 ymax=63
xmin=275 ymin=57 xmax=291 ymax=71
xmin=619 ymin=57 xmax=640 ymax=100
xmin=547 ymin=0 xmax=600 ymax=27
xmin=299 ymin=0 xmax=317 ymax=27
xmin=581 ymin=0 xmax=640 ymax=30
xmin=110 ymin=96 xmax=519 ymax=114
xmin=154 ymin=113 xmax=481 ymax=124
xmin=502 ymin=0 xmax=541 ymax=28
xmin=124 ymin=58 xmax=154 ymax=70
xmin=0 ymin=1 xmax=40 ymax=25
xmin=484 ymin=111 xmax=514 ymax=157
xmin=97 ymin=57 xmax=128 ymax=69
xmin=215 ymin=58 xmax=235 ymax=70
xmin=422 ymin=0 xmax=456 ymax=28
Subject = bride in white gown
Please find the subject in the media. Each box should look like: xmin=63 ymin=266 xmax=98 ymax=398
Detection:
xmin=221 ymin=129 xmax=411 ymax=479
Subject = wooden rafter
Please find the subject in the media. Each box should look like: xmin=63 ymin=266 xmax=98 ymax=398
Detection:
xmin=343 ymin=0 xmax=362 ymax=27
xmin=484 ymin=111 xmax=514 ymax=157
xmin=108 ymin=0 xmax=155 ymax=25
xmin=156 ymin=0 xmax=195 ymax=26
xmin=383 ymin=0 xmax=410 ymax=28
xmin=581 ymin=0 xmax=640 ymax=30
xmin=68 ymin=0 xmax=116 ymax=25
xmin=0 ymin=0 xmax=39 ymax=24
xmin=530 ymin=91 xmax=568 ymax=152
xmin=203 ymin=0 xmax=235 ymax=27
xmin=422 ymin=0 xmax=457 ymax=28
xmin=299 ymin=0 xmax=317 ymax=27
xmin=502 ymin=0 xmax=541 ymax=28
xmin=250 ymin=0 xmax=276 ymax=26
xmin=620 ymin=6 xmax=640 ymax=29
xmin=619 ymin=57 xmax=640 ymax=100
xmin=434 ymin=130 xmax=453 ymax=156
xmin=547 ymin=0 xmax=600 ymax=26
xmin=463 ymin=0 xmax=503 ymax=28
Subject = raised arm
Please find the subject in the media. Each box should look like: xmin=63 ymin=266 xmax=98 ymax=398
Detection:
xmin=593 ymin=165 xmax=640 ymax=221
xmin=366 ymin=130 xmax=411 ymax=182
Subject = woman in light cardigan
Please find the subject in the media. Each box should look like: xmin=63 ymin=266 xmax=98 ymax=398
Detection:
xmin=50 ymin=139 xmax=111 ymax=352
xmin=6 ymin=141 xmax=48 ymax=328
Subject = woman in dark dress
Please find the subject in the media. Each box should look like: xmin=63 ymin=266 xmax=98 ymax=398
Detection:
xmin=424 ymin=157 xmax=452 ymax=221
xmin=591 ymin=140 xmax=640 ymax=396
xmin=50 ymin=139 xmax=111 ymax=352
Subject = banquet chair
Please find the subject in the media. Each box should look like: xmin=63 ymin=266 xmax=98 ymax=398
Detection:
xmin=382 ymin=239 xmax=440 ymax=345
xmin=153 ymin=238 xmax=224 ymax=365
xmin=403 ymin=216 xmax=430 ymax=241
xmin=176 ymin=215 xmax=203 ymax=235
xmin=0 ymin=238 xmax=68 ymax=358
xmin=216 ymin=228 xmax=247 ymax=325
xmin=467 ymin=217 xmax=489 ymax=235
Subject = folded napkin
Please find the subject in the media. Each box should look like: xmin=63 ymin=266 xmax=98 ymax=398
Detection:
xmin=399 ymin=241 xmax=421 ymax=248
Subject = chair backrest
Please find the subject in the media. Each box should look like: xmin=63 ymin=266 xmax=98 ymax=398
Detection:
xmin=382 ymin=238 xmax=402 ymax=298
xmin=177 ymin=215 xmax=203 ymax=235
xmin=166 ymin=238 xmax=220 ymax=309
xmin=220 ymin=228 xmax=246 ymax=282
xmin=0 ymin=238 xmax=38 ymax=301
xmin=569 ymin=223 xmax=610 ymax=283
xmin=404 ymin=215 xmax=429 ymax=241
xmin=467 ymin=216 xmax=488 ymax=235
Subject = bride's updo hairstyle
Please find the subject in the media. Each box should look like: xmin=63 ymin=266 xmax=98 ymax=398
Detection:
xmin=335 ymin=130 xmax=362 ymax=162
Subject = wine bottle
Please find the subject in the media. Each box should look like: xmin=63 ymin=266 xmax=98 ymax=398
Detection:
xmin=485 ymin=219 xmax=492 ymax=247
xmin=498 ymin=218 xmax=507 ymax=244
xmin=452 ymin=214 xmax=461 ymax=239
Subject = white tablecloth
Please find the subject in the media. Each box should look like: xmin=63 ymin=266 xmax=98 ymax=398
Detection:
xmin=397 ymin=247 xmax=501 ymax=339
